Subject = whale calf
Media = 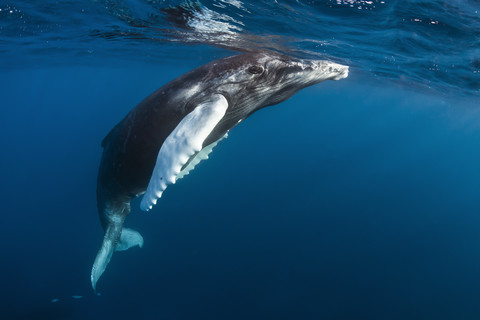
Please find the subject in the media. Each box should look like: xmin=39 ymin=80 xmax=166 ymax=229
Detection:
xmin=91 ymin=52 xmax=349 ymax=290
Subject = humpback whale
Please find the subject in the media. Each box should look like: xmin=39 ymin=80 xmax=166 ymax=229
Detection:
xmin=92 ymin=52 xmax=349 ymax=290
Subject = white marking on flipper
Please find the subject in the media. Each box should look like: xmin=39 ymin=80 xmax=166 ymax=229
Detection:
xmin=176 ymin=132 xmax=228 ymax=181
xmin=140 ymin=94 xmax=228 ymax=211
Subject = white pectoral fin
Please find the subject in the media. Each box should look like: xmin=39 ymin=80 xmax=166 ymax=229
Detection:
xmin=140 ymin=94 xmax=228 ymax=211
xmin=176 ymin=132 xmax=228 ymax=181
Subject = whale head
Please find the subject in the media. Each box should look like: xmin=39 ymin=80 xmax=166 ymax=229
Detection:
xmin=211 ymin=52 xmax=349 ymax=110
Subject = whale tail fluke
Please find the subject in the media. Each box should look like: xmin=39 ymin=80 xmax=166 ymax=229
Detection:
xmin=91 ymin=220 xmax=144 ymax=291
xmin=116 ymin=228 xmax=144 ymax=251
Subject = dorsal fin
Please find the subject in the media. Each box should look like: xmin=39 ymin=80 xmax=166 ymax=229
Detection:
xmin=101 ymin=123 xmax=121 ymax=148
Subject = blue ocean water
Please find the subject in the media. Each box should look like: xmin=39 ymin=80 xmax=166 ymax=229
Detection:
xmin=1 ymin=1 xmax=480 ymax=319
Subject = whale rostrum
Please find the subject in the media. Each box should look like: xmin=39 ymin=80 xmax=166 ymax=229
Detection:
xmin=92 ymin=52 xmax=349 ymax=290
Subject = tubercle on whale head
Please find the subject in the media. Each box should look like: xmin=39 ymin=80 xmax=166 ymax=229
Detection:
xmin=331 ymin=64 xmax=349 ymax=80
xmin=270 ymin=57 xmax=349 ymax=86
xmin=322 ymin=61 xmax=348 ymax=81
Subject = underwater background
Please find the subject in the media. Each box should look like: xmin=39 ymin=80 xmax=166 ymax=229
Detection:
xmin=1 ymin=0 xmax=480 ymax=319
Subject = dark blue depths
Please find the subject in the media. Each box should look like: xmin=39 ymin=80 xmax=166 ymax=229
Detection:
xmin=1 ymin=62 xmax=479 ymax=320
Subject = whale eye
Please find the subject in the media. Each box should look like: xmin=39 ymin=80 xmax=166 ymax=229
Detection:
xmin=247 ymin=65 xmax=264 ymax=74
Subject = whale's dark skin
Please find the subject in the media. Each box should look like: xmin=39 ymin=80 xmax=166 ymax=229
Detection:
xmin=92 ymin=52 xmax=349 ymax=290
xmin=97 ymin=56 xmax=255 ymax=219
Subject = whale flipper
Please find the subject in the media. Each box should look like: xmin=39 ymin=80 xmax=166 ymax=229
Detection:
xmin=176 ymin=132 xmax=228 ymax=180
xmin=140 ymin=94 xmax=228 ymax=211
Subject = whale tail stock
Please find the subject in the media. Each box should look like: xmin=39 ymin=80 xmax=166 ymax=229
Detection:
xmin=91 ymin=201 xmax=144 ymax=291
